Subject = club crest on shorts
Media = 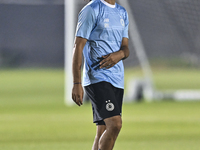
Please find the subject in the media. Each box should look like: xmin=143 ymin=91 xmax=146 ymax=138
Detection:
xmin=106 ymin=100 xmax=114 ymax=111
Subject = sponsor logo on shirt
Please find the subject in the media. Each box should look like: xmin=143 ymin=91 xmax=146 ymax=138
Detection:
xmin=104 ymin=18 xmax=110 ymax=28
xmin=104 ymin=23 xmax=109 ymax=28
xmin=104 ymin=18 xmax=109 ymax=22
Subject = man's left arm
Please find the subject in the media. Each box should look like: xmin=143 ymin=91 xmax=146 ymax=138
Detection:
xmin=99 ymin=37 xmax=130 ymax=69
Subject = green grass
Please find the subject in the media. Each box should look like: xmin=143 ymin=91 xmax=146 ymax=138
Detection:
xmin=125 ymin=68 xmax=200 ymax=90
xmin=1 ymin=69 xmax=200 ymax=150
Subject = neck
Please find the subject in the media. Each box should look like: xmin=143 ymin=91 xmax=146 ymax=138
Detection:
xmin=104 ymin=0 xmax=115 ymax=5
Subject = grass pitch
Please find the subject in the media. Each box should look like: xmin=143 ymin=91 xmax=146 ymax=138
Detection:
xmin=0 ymin=69 xmax=200 ymax=150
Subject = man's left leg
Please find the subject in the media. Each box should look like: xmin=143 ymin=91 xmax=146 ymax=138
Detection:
xmin=98 ymin=115 xmax=122 ymax=150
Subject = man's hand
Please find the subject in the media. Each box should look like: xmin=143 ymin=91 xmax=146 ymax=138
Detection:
xmin=99 ymin=38 xmax=129 ymax=69
xmin=72 ymin=84 xmax=84 ymax=106
xmin=99 ymin=50 xmax=125 ymax=69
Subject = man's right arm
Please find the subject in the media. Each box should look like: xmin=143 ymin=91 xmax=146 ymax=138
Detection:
xmin=72 ymin=37 xmax=87 ymax=106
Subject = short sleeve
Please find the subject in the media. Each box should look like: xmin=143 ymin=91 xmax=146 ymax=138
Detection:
xmin=123 ymin=11 xmax=129 ymax=38
xmin=75 ymin=5 xmax=96 ymax=39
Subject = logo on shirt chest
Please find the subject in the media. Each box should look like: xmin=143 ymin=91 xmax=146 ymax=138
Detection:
xmin=104 ymin=18 xmax=110 ymax=28
xmin=101 ymin=17 xmax=124 ymax=29
xmin=120 ymin=16 xmax=125 ymax=27
xmin=120 ymin=19 xmax=125 ymax=27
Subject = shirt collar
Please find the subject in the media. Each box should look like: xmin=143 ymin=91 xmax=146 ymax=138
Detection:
xmin=100 ymin=0 xmax=116 ymax=8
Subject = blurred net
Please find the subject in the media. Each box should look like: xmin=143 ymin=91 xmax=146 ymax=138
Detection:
xmin=128 ymin=0 xmax=200 ymax=68
xmin=124 ymin=0 xmax=200 ymax=101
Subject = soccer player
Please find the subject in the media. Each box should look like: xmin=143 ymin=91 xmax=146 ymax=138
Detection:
xmin=72 ymin=0 xmax=129 ymax=150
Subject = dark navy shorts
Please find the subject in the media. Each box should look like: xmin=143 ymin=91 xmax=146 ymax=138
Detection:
xmin=84 ymin=81 xmax=124 ymax=125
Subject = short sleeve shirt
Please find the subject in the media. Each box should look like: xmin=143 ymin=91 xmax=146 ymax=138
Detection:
xmin=76 ymin=0 xmax=129 ymax=89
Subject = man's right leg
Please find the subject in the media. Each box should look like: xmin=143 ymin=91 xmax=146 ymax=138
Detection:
xmin=92 ymin=125 xmax=106 ymax=150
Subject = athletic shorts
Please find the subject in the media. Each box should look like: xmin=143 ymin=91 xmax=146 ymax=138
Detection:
xmin=84 ymin=81 xmax=124 ymax=125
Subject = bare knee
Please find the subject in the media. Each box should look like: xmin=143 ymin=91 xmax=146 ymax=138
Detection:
xmin=104 ymin=116 xmax=122 ymax=133
xmin=110 ymin=121 xmax=122 ymax=133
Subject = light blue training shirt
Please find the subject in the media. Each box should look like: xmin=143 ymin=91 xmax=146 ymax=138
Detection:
xmin=76 ymin=0 xmax=129 ymax=89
